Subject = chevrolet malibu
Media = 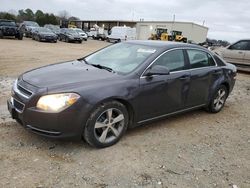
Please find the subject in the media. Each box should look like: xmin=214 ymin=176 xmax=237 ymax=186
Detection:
xmin=7 ymin=41 xmax=237 ymax=148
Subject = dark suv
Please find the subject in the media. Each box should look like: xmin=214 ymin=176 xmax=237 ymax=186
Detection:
xmin=19 ymin=21 xmax=39 ymax=37
xmin=0 ymin=19 xmax=23 ymax=40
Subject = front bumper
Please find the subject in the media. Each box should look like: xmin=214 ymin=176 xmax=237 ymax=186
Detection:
xmin=69 ymin=37 xmax=82 ymax=41
xmin=40 ymin=36 xmax=57 ymax=42
xmin=7 ymin=80 xmax=91 ymax=140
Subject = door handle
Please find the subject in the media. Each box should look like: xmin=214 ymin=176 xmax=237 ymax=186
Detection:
xmin=212 ymin=70 xmax=222 ymax=75
xmin=179 ymin=75 xmax=190 ymax=80
xmin=238 ymin=51 xmax=243 ymax=54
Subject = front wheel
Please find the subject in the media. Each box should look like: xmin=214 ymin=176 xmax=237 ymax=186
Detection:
xmin=83 ymin=101 xmax=129 ymax=148
xmin=207 ymin=85 xmax=228 ymax=113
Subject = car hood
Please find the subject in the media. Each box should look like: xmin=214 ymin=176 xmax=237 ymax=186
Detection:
xmin=22 ymin=60 xmax=119 ymax=89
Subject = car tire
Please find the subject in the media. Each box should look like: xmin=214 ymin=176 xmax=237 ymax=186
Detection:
xmin=18 ymin=35 xmax=23 ymax=40
xmin=0 ymin=30 xmax=3 ymax=39
xmin=207 ymin=85 xmax=228 ymax=113
xmin=66 ymin=37 xmax=69 ymax=43
xmin=79 ymin=40 xmax=82 ymax=43
xmin=83 ymin=101 xmax=129 ymax=148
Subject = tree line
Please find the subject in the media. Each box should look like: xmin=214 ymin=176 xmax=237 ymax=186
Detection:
xmin=0 ymin=9 xmax=79 ymax=26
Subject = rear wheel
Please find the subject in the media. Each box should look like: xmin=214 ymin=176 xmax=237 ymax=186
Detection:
xmin=18 ymin=33 xmax=23 ymax=40
xmin=207 ymin=85 xmax=228 ymax=113
xmin=0 ymin=30 xmax=3 ymax=38
xmin=83 ymin=101 xmax=129 ymax=148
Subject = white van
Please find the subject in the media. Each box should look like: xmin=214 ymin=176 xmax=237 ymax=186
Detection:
xmin=107 ymin=26 xmax=136 ymax=43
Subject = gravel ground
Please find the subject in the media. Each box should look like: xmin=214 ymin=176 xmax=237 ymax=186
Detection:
xmin=0 ymin=38 xmax=249 ymax=188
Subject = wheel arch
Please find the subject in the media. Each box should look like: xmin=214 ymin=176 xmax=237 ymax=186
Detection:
xmin=89 ymin=97 xmax=135 ymax=128
xmin=220 ymin=81 xmax=230 ymax=97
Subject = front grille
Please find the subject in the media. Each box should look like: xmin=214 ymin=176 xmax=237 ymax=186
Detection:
xmin=17 ymin=84 xmax=33 ymax=97
xmin=6 ymin=28 xmax=16 ymax=34
xmin=13 ymin=98 xmax=25 ymax=113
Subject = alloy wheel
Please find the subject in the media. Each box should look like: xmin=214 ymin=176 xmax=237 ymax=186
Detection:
xmin=213 ymin=88 xmax=226 ymax=111
xmin=94 ymin=108 xmax=125 ymax=144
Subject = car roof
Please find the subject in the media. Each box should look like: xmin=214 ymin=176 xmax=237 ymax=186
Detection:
xmin=126 ymin=40 xmax=205 ymax=50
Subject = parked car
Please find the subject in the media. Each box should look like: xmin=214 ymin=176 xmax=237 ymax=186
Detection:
xmin=32 ymin=27 xmax=57 ymax=42
xmin=58 ymin=28 xmax=83 ymax=43
xmin=44 ymin=24 xmax=60 ymax=37
xmin=72 ymin=28 xmax=88 ymax=41
xmin=7 ymin=41 xmax=236 ymax=148
xmin=19 ymin=21 xmax=39 ymax=37
xmin=213 ymin=39 xmax=250 ymax=66
xmin=107 ymin=26 xmax=136 ymax=43
xmin=87 ymin=26 xmax=108 ymax=40
xmin=0 ymin=19 xmax=23 ymax=40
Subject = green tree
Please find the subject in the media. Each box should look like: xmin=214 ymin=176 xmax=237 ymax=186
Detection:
xmin=0 ymin=12 xmax=16 ymax=20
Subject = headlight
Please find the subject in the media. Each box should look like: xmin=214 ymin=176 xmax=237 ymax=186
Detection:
xmin=36 ymin=93 xmax=80 ymax=112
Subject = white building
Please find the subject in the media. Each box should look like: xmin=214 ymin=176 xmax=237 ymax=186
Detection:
xmin=69 ymin=20 xmax=208 ymax=43
xmin=136 ymin=21 xmax=208 ymax=43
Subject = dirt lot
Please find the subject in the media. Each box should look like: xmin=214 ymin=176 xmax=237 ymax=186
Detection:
xmin=0 ymin=38 xmax=249 ymax=188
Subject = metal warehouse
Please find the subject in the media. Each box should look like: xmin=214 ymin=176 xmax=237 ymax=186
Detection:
xmin=68 ymin=20 xmax=208 ymax=43
xmin=136 ymin=21 xmax=208 ymax=43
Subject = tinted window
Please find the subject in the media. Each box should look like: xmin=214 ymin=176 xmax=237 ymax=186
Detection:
xmin=187 ymin=50 xmax=215 ymax=68
xmin=153 ymin=50 xmax=185 ymax=72
xmin=229 ymin=41 xmax=250 ymax=50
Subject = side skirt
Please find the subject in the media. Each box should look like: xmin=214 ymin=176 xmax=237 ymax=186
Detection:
xmin=137 ymin=104 xmax=206 ymax=124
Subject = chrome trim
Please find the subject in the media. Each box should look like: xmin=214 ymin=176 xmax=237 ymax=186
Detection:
xmin=13 ymin=80 xmax=33 ymax=99
xmin=26 ymin=125 xmax=61 ymax=135
xmin=137 ymin=104 xmax=206 ymax=124
xmin=140 ymin=47 xmax=218 ymax=78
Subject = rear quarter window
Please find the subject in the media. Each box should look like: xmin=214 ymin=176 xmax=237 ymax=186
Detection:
xmin=213 ymin=54 xmax=226 ymax=66
xmin=187 ymin=49 xmax=215 ymax=69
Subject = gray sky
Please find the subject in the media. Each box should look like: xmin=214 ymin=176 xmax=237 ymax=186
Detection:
xmin=1 ymin=0 xmax=249 ymax=42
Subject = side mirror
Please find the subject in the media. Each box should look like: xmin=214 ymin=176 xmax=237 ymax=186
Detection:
xmin=144 ymin=65 xmax=170 ymax=77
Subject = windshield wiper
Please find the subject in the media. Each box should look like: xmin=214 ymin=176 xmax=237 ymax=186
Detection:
xmin=89 ymin=64 xmax=115 ymax=73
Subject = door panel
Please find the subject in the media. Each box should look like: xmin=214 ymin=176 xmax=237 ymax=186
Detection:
xmin=243 ymin=51 xmax=250 ymax=65
xmin=223 ymin=49 xmax=245 ymax=64
xmin=138 ymin=72 xmax=190 ymax=121
xmin=185 ymin=49 xmax=215 ymax=107
xmin=137 ymin=49 xmax=189 ymax=121
xmin=186 ymin=68 xmax=212 ymax=107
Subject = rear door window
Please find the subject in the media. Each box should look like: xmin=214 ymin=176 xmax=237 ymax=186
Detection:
xmin=187 ymin=50 xmax=215 ymax=69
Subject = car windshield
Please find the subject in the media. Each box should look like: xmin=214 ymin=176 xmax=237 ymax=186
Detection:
xmin=75 ymin=28 xmax=83 ymax=32
xmin=38 ymin=27 xmax=52 ymax=33
xmin=67 ymin=29 xmax=78 ymax=34
xmin=25 ymin=21 xmax=39 ymax=27
xmin=85 ymin=43 xmax=157 ymax=74
xmin=49 ymin=25 xmax=60 ymax=31
xmin=0 ymin=21 xmax=16 ymax=26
